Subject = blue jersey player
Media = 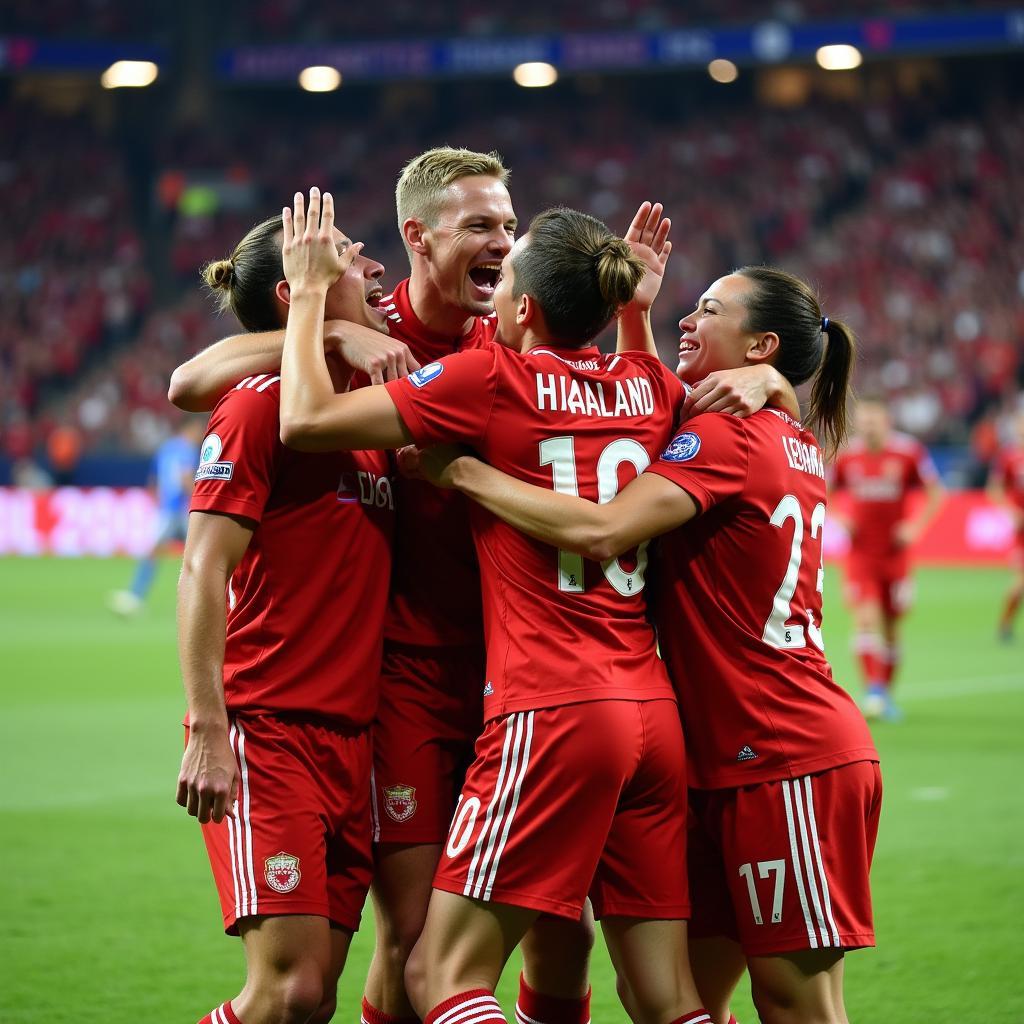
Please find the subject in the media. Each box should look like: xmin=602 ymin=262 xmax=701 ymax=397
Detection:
xmin=110 ymin=418 xmax=204 ymax=615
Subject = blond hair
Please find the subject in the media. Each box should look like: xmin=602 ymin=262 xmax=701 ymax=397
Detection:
xmin=396 ymin=146 xmax=509 ymax=245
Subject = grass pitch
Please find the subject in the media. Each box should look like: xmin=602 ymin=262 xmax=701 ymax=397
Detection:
xmin=2 ymin=557 xmax=1022 ymax=1023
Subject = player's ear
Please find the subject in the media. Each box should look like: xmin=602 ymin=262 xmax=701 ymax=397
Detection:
xmin=402 ymin=218 xmax=430 ymax=256
xmin=517 ymin=292 xmax=534 ymax=327
xmin=747 ymin=332 xmax=779 ymax=363
xmin=275 ymin=280 xmax=291 ymax=307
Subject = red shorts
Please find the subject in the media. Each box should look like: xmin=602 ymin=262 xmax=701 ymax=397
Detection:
xmin=434 ymin=699 xmax=689 ymax=921
xmin=844 ymin=553 xmax=912 ymax=619
xmin=195 ymin=713 xmax=373 ymax=934
xmin=371 ymin=643 xmax=484 ymax=845
xmin=688 ymin=761 xmax=882 ymax=956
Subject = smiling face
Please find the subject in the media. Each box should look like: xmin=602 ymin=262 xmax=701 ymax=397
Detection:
xmin=676 ymin=273 xmax=767 ymax=384
xmin=418 ymin=175 xmax=517 ymax=317
xmin=320 ymin=227 xmax=389 ymax=334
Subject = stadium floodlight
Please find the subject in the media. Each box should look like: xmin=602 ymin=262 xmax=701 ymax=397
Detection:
xmin=707 ymin=59 xmax=739 ymax=84
xmin=100 ymin=61 xmax=159 ymax=89
xmin=513 ymin=62 xmax=558 ymax=88
xmin=298 ymin=66 xmax=342 ymax=92
xmin=815 ymin=44 xmax=863 ymax=70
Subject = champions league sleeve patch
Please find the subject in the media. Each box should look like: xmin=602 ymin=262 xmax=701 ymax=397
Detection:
xmin=195 ymin=432 xmax=235 ymax=481
xmin=660 ymin=431 xmax=702 ymax=463
xmin=409 ymin=361 xmax=444 ymax=389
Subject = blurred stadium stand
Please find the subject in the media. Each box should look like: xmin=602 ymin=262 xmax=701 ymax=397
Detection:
xmin=1 ymin=2 xmax=1022 ymax=485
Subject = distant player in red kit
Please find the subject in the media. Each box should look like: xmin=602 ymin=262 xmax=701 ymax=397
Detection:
xmin=278 ymin=187 xmax=715 ymax=1024
xmin=987 ymin=408 xmax=1024 ymax=641
xmin=832 ymin=397 xmax=945 ymax=719
xmin=422 ymin=267 xmax=879 ymax=1024
xmin=175 ymin=213 xmax=395 ymax=1024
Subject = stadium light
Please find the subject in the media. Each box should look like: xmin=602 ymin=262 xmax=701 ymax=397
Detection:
xmin=100 ymin=61 xmax=159 ymax=89
xmin=816 ymin=44 xmax=863 ymax=71
xmin=513 ymin=62 xmax=558 ymax=88
xmin=708 ymin=59 xmax=739 ymax=84
xmin=299 ymin=66 xmax=342 ymax=92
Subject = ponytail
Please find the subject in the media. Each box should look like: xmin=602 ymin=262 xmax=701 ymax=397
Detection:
xmin=596 ymin=237 xmax=645 ymax=308
xmin=807 ymin=318 xmax=856 ymax=455
xmin=512 ymin=207 xmax=644 ymax=344
xmin=737 ymin=265 xmax=857 ymax=456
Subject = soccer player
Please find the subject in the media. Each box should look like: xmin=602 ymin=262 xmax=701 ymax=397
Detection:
xmin=175 ymin=211 xmax=396 ymax=1024
xmin=278 ymin=187 xmax=714 ymax=1024
xmin=109 ymin=416 xmax=204 ymax=616
xmin=168 ymin=152 xmax=787 ymax=1024
xmin=832 ymin=396 xmax=945 ymax=719
xmin=987 ymin=408 xmax=1024 ymax=641
xmin=418 ymin=267 xmax=880 ymax=1024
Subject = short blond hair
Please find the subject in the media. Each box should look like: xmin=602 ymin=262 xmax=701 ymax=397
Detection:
xmin=396 ymin=147 xmax=510 ymax=241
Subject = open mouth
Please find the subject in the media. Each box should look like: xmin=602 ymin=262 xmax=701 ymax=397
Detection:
xmin=468 ymin=263 xmax=501 ymax=294
xmin=365 ymin=287 xmax=384 ymax=308
xmin=678 ymin=338 xmax=699 ymax=353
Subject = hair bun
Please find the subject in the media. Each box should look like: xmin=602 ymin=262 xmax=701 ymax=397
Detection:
xmin=203 ymin=259 xmax=235 ymax=291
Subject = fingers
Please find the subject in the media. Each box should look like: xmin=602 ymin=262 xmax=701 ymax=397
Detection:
xmin=658 ymin=239 xmax=673 ymax=268
xmin=306 ymin=187 xmax=320 ymax=240
xmin=320 ymin=189 xmax=334 ymax=239
xmin=652 ymin=215 xmax=671 ymax=254
xmin=369 ymin=365 xmax=385 ymax=386
xmin=626 ymin=201 xmax=652 ymax=242
xmin=293 ymin=190 xmax=305 ymax=238
xmin=282 ymin=205 xmax=293 ymax=246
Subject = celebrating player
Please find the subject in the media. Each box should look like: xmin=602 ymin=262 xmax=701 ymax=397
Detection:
xmin=168 ymin=150 xmax=788 ymax=1024
xmin=832 ymin=396 xmax=945 ymax=719
xmin=419 ymin=267 xmax=880 ymax=1024
xmin=109 ymin=415 xmax=204 ymax=616
xmin=278 ymin=187 xmax=715 ymax=1024
xmin=175 ymin=212 xmax=395 ymax=1024
xmin=987 ymin=407 xmax=1024 ymax=641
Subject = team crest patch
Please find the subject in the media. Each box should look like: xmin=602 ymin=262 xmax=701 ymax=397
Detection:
xmin=409 ymin=362 xmax=444 ymax=388
xmin=383 ymin=784 xmax=418 ymax=822
xmin=264 ymin=852 xmax=301 ymax=893
xmin=660 ymin=431 xmax=701 ymax=463
xmin=196 ymin=431 xmax=235 ymax=481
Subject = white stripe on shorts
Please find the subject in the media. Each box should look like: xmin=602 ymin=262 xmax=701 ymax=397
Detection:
xmin=781 ymin=778 xmax=818 ymax=948
xmin=235 ymin=721 xmax=258 ymax=917
xmin=801 ymin=774 xmax=841 ymax=946
xmin=464 ymin=712 xmax=534 ymax=900
xmin=369 ymin=765 xmax=381 ymax=843
xmin=227 ymin=724 xmax=243 ymax=917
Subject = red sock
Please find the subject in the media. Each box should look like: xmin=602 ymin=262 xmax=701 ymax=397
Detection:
xmin=880 ymin=645 xmax=900 ymax=687
xmin=728 ymin=1016 xmax=740 ymax=1024
xmin=854 ymin=633 xmax=885 ymax=687
xmin=667 ymin=1012 xmax=712 ymax=1024
xmin=362 ymin=997 xmax=420 ymax=1024
xmin=515 ymin=974 xmax=591 ymax=1024
xmin=197 ymin=1002 xmax=242 ymax=1024
xmin=425 ymin=990 xmax=507 ymax=1024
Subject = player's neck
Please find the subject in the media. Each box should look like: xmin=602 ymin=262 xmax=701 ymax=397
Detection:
xmin=407 ymin=271 xmax=475 ymax=339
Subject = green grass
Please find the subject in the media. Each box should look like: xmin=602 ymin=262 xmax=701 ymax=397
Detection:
xmin=2 ymin=558 xmax=1022 ymax=1023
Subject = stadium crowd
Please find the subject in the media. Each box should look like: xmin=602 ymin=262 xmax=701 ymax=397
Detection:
xmin=2 ymin=76 xmax=1022 ymax=465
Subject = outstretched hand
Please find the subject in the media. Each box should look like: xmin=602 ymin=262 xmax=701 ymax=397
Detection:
xmin=282 ymin=187 xmax=360 ymax=293
xmin=623 ymin=201 xmax=672 ymax=312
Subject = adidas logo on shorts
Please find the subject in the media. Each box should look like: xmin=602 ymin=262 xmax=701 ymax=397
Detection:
xmin=736 ymin=744 xmax=759 ymax=762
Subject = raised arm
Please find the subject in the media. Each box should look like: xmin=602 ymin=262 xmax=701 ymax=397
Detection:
xmin=616 ymin=201 xmax=672 ymax=357
xmin=278 ymin=189 xmax=411 ymax=452
xmin=420 ymin=446 xmax=698 ymax=562
xmin=169 ymin=323 xmax=421 ymax=412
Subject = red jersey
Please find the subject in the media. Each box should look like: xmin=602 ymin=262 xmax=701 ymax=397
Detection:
xmin=386 ymin=344 xmax=683 ymax=720
xmin=647 ymin=409 xmax=877 ymax=789
xmin=379 ymin=278 xmax=496 ymax=647
xmin=190 ymin=374 xmax=395 ymax=725
xmin=832 ymin=433 xmax=937 ymax=557
xmin=992 ymin=447 xmax=1024 ymax=513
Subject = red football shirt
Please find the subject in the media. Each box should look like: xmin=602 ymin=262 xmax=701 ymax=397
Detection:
xmin=386 ymin=344 xmax=683 ymax=720
xmin=993 ymin=447 xmax=1024 ymax=511
xmin=379 ymin=278 xmax=496 ymax=647
xmin=832 ymin=433 xmax=938 ymax=557
xmin=647 ymin=409 xmax=878 ymax=789
xmin=190 ymin=374 xmax=395 ymax=725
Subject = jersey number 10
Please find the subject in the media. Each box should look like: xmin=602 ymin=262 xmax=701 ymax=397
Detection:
xmin=540 ymin=436 xmax=650 ymax=597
